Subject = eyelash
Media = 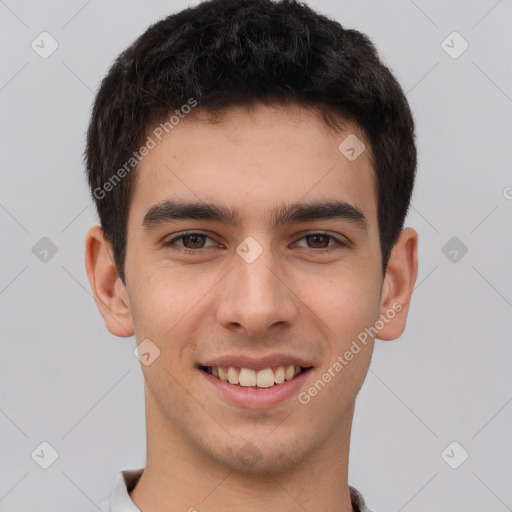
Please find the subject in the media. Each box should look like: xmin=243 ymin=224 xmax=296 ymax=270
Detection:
xmin=163 ymin=231 xmax=347 ymax=254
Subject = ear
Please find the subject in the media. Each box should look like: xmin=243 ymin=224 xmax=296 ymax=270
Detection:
xmin=377 ymin=227 xmax=418 ymax=341
xmin=85 ymin=225 xmax=134 ymax=337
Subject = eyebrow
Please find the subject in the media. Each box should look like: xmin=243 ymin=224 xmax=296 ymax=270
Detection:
xmin=141 ymin=198 xmax=369 ymax=232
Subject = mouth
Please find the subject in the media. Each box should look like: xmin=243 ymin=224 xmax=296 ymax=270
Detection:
xmin=200 ymin=364 xmax=313 ymax=389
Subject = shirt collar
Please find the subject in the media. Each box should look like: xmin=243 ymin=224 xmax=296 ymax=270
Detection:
xmin=108 ymin=468 xmax=372 ymax=512
xmin=349 ymin=484 xmax=373 ymax=512
xmin=109 ymin=468 xmax=144 ymax=511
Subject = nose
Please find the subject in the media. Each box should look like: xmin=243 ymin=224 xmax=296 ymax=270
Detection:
xmin=214 ymin=240 xmax=299 ymax=338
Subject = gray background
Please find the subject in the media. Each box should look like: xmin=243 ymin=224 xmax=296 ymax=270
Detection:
xmin=1 ymin=1 xmax=511 ymax=511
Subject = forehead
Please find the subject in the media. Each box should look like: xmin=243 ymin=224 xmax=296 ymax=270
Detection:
xmin=129 ymin=103 xmax=378 ymax=231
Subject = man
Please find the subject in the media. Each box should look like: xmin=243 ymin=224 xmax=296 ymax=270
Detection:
xmin=84 ymin=0 xmax=418 ymax=510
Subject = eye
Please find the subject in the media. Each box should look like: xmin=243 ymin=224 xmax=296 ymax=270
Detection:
xmin=163 ymin=231 xmax=348 ymax=253
xmin=294 ymin=232 xmax=347 ymax=251
xmin=164 ymin=231 xmax=218 ymax=250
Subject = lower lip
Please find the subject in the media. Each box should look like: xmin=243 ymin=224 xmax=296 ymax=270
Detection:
xmin=199 ymin=367 xmax=313 ymax=409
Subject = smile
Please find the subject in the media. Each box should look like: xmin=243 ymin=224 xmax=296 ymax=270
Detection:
xmin=202 ymin=365 xmax=310 ymax=389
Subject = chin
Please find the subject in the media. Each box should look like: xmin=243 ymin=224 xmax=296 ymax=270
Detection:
xmin=205 ymin=433 xmax=322 ymax=475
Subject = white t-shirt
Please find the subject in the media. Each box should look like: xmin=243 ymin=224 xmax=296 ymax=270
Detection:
xmin=89 ymin=467 xmax=373 ymax=512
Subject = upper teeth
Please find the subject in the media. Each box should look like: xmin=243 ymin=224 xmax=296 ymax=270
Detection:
xmin=208 ymin=365 xmax=302 ymax=388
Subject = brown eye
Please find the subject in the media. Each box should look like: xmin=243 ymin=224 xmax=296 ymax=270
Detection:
xmin=181 ymin=234 xmax=207 ymax=249
xmin=164 ymin=232 xmax=216 ymax=250
xmin=294 ymin=233 xmax=346 ymax=251
xmin=305 ymin=234 xmax=330 ymax=248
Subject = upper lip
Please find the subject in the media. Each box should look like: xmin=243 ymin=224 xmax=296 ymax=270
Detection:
xmin=200 ymin=354 xmax=314 ymax=371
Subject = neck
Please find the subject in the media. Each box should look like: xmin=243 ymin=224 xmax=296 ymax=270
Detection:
xmin=130 ymin=391 xmax=355 ymax=512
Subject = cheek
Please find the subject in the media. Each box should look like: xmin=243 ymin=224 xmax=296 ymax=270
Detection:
xmin=131 ymin=265 xmax=202 ymax=323
xmin=128 ymin=267 xmax=214 ymax=359
xmin=304 ymin=269 xmax=380 ymax=406
xmin=297 ymin=266 xmax=381 ymax=339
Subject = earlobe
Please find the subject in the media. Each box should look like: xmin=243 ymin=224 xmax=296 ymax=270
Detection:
xmin=85 ymin=226 xmax=134 ymax=337
xmin=377 ymin=227 xmax=419 ymax=341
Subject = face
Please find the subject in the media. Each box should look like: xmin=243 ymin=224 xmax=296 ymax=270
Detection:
xmin=117 ymin=103 xmax=390 ymax=473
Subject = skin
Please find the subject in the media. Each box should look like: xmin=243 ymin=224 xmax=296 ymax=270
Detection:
xmin=85 ymin=102 xmax=418 ymax=512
